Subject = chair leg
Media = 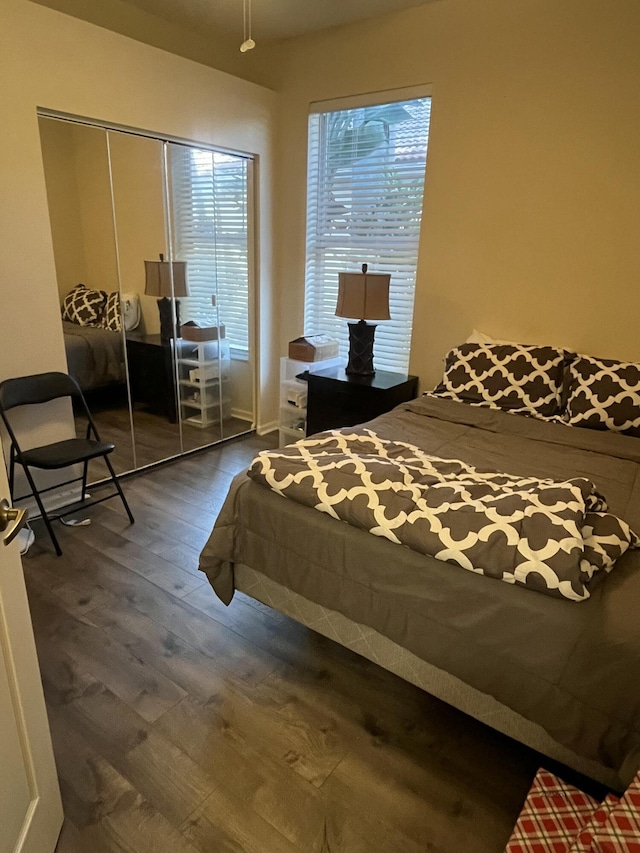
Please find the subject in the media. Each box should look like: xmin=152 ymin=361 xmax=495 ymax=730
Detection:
xmin=81 ymin=460 xmax=89 ymax=504
xmin=21 ymin=465 xmax=63 ymax=556
xmin=8 ymin=448 xmax=15 ymax=498
xmin=102 ymin=455 xmax=135 ymax=525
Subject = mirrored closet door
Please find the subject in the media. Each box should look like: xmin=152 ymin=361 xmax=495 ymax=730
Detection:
xmin=38 ymin=115 xmax=255 ymax=482
xmin=166 ymin=142 xmax=254 ymax=452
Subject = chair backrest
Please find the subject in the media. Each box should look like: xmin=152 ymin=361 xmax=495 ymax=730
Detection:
xmin=0 ymin=371 xmax=82 ymax=413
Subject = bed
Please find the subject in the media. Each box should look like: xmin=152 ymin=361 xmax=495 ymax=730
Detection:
xmin=62 ymin=320 xmax=126 ymax=391
xmin=60 ymin=284 xmax=140 ymax=391
xmin=199 ymin=343 xmax=640 ymax=792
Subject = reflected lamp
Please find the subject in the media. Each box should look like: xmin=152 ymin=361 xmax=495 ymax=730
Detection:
xmin=144 ymin=254 xmax=189 ymax=341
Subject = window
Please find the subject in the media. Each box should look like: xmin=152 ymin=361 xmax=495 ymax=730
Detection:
xmin=170 ymin=145 xmax=250 ymax=355
xmin=304 ymin=95 xmax=431 ymax=373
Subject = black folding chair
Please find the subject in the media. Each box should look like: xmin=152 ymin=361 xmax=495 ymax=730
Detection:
xmin=0 ymin=371 xmax=134 ymax=555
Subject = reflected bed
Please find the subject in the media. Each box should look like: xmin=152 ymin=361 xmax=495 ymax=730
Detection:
xmin=62 ymin=320 xmax=126 ymax=392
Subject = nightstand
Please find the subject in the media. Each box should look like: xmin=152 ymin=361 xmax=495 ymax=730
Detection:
xmin=304 ymin=367 xmax=419 ymax=436
xmin=126 ymin=334 xmax=177 ymax=423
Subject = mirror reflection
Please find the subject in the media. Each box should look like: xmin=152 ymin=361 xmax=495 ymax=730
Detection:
xmin=108 ymin=130 xmax=183 ymax=469
xmin=38 ymin=116 xmax=255 ymax=482
xmin=38 ymin=119 xmax=136 ymax=480
xmin=166 ymin=142 xmax=253 ymax=448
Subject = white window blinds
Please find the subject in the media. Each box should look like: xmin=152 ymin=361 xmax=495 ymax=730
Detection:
xmin=304 ymin=97 xmax=431 ymax=373
xmin=170 ymin=145 xmax=250 ymax=354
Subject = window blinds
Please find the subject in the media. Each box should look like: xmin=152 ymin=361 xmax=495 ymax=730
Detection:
xmin=170 ymin=145 xmax=250 ymax=353
xmin=304 ymin=97 xmax=431 ymax=373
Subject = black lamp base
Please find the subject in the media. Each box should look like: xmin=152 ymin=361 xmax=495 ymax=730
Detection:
xmin=157 ymin=297 xmax=181 ymax=341
xmin=346 ymin=320 xmax=377 ymax=376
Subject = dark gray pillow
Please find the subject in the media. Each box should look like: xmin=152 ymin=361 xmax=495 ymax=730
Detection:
xmin=433 ymin=342 xmax=567 ymax=418
xmin=564 ymin=354 xmax=640 ymax=436
xmin=61 ymin=284 xmax=107 ymax=327
xmin=101 ymin=291 xmax=122 ymax=332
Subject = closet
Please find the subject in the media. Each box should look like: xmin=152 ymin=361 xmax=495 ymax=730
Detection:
xmin=38 ymin=115 xmax=255 ymax=480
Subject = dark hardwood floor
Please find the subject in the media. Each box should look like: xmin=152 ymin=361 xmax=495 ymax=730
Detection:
xmin=23 ymin=431 xmax=559 ymax=852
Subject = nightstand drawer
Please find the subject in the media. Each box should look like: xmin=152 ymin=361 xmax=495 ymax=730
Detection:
xmin=305 ymin=368 xmax=418 ymax=435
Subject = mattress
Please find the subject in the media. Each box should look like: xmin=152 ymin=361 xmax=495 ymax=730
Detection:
xmin=200 ymin=395 xmax=640 ymax=785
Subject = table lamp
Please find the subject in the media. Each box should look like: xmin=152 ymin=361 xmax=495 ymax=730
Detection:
xmin=144 ymin=254 xmax=189 ymax=341
xmin=335 ymin=264 xmax=391 ymax=375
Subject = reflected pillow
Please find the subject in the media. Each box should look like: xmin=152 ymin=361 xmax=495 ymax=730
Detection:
xmin=121 ymin=292 xmax=141 ymax=331
xmin=433 ymin=342 xmax=567 ymax=418
xmin=99 ymin=291 xmax=141 ymax=332
xmin=102 ymin=291 xmax=122 ymax=332
xmin=564 ymin=354 xmax=640 ymax=436
xmin=61 ymin=284 xmax=107 ymax=327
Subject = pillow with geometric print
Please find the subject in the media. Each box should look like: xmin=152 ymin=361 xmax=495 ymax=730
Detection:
xmin=432 ymin=342 xmax=568 ymax=418
xmin=100 ymin=291 xmax=141 ymax=332
xmin=61 ymin=283 xmax=107 ymax=327
xmin=101 ymin=291 xmax=122 ymax=332
xmin=564 ymin=354 xmax=640 ymax=436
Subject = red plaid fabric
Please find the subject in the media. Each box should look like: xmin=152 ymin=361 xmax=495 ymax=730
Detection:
xmin=506 ymin=770 xmax=599 ymax=853
xmin=591 ymin=776 xmax=640 ymax=853
xmin=567 ymin=795 xmax=620 ymax=852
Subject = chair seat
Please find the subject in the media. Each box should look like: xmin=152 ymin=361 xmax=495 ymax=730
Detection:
xmin=22 ymin=438 xmax=115 ymax=469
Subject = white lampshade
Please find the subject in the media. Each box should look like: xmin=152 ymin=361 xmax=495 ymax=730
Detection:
xmin=335 ymin=271 xmax=391 ymax=321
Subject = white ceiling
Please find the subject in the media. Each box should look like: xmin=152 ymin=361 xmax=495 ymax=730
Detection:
xmin=116 ymin=0 xmax=439 ymax=43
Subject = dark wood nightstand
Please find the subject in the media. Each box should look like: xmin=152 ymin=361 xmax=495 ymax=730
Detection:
xmin=304 ymin=367 xmax=419 ymax=436
xmin=126 ymin=334 xmax=178 ymax=423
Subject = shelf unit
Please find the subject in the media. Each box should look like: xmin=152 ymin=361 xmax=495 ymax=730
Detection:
xmin=176 ymin=338 xmax=231 ymax=428
xmin=279 ymin=355 xmax=342 ymax=446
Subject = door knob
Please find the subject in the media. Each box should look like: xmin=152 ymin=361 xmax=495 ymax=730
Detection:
xmin=0 ymin=499 xmax=28 ymax=546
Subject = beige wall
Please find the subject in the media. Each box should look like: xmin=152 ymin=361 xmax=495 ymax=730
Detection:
xmin=4 ymin=0 xmax=639 ymax=452
xmin=265 ymin=0 xmax=640 ymax=388
xmin=32 ymin=0 xmax=272 ymax=88
xmin=0 ymin=0 xmax=277 ymax=454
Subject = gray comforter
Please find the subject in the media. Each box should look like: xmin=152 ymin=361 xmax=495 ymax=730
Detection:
xmin=247 ymin=429 xmax=637 ymax=602
xmin=199 ymin=396 xmax=640 ymax=783
xmin=63 ymin=320 xmax=125 ymax=391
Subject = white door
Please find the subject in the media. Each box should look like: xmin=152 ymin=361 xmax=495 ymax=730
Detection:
xmin=0 ymin=447 xmax=62 ymax=853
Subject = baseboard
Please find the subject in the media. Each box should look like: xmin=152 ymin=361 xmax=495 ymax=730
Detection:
xmin=230 ymin=407 xmax=254 ymax=423
xmin=256 ymin=420 xmax=278 ymax=436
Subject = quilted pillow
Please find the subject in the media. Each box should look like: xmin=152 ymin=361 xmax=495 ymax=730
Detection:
xmin=101 ymin=291 xmax=122 ymax=332
xmin=61 ymin=284 xmax=107 ymax=327
xmin=121 ymin=292 xmax=141 ymax=331
xmin=564 ymin=354 xmax=640 ymax=436
xmin=432 ymin=342 xmax=568 ymax=418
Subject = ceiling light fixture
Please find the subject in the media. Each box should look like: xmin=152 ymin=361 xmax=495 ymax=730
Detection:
xmin=240 ymin=0 xmax=255 ymax=52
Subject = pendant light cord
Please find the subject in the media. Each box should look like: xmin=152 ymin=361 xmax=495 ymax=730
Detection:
xmin=241 ymin=0 xmax=255 ymax=51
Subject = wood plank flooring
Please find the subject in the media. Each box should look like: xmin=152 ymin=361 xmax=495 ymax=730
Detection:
xmin=77 ymin=387 xmax=252 ymax=477
xmin=21 ymin=432 xmax=592 ymax=852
